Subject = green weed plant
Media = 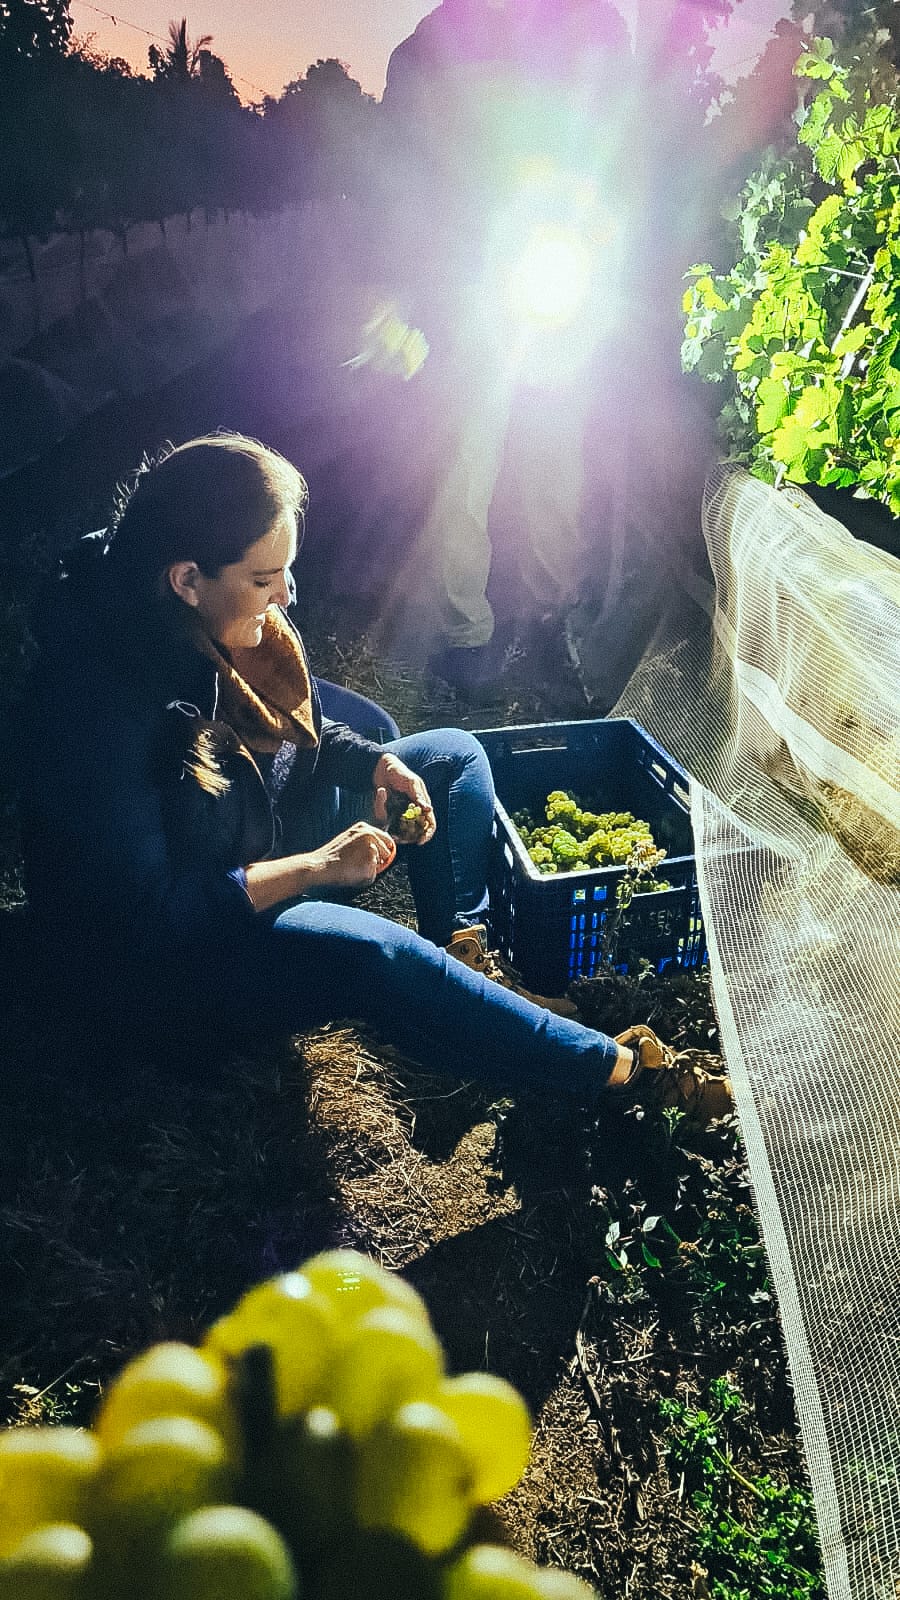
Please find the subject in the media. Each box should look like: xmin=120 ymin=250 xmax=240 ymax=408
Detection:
xmin=592 ymin=1122 xmax=771 ymax=1327
xmin=660 ymin=1378 xmax=825 ymax=1600
xmin=586 ymin=1123 xmax=823 ymax=1598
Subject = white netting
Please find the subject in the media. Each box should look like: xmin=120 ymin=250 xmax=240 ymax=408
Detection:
xmin=615 ymin=463 xmax=900 ymax=1600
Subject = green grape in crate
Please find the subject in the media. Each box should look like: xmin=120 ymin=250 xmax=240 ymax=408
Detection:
xmin=512 ymin=791 xmax=671 ymax=889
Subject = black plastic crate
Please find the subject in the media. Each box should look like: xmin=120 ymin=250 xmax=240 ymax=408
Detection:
xmin=474 ymin=719 xmax=706 ymax=996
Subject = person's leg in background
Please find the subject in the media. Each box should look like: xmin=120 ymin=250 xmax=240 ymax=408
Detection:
xmin=388 ymin=319 xmax=516 ymax=692
xmin=428 ymin=378 xmax=509 ymax=653
xmin=488 ymin=371 xmax=589 ymax=654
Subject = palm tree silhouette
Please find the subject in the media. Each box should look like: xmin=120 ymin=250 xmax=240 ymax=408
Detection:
xmin=149 ymin=17 xmax=214 ymax=82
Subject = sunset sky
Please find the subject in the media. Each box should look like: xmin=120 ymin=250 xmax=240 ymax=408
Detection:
xmin=68 ymin=0 xmax=792 ymax=104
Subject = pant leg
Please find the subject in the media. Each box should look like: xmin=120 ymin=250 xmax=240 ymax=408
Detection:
xmin=517 ymin=383 xmax=587 ymax=607
xmin=277 ymin=728 xmax=494 ymax=948
xmin=240 ymin=899 xmax=619 ymax=1097
xmin=313 ymin=678 xmax=401 ymax=743
xmin=374 ymin=728 xmax=494 ymax=946
xmin=420 ymin=351 xmax=513 ymax=649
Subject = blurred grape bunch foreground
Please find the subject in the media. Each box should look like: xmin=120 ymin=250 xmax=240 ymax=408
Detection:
xmin=0 ymin=1250 xmax=596 ymax=1600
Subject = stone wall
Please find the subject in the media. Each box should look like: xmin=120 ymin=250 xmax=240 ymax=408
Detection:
xmin=0 ymin=204 xmax=351 ymax=478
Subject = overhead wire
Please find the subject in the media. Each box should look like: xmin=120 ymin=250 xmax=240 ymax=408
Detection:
xmin=68 ymin=0 xmax=278 ymax=100
xmin=67 ymin=0 xmax=798 ymax=105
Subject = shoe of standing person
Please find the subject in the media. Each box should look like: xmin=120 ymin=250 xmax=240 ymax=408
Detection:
xmin=427 ymin=622 xmax=517 ymax=698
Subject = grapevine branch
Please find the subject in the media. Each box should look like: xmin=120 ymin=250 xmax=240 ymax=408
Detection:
xmin=832 ymin=260 xmax=876 ymax=376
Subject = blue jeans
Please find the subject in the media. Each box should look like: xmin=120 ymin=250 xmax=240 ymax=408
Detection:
xmin=247 ymin=899 xmax=620 ymax=1097
xmin=238 ymin=723 xmax=622 ymax=1098
xmin=313 ymin=677 xmax=401 ymax=744
xmin=280 ymin=727 xmax=493 ymax=946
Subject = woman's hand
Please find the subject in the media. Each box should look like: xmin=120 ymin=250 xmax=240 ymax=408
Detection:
xmin=244 ymin=824 xmax=397 ymax=911
xmin=303 ymin=822 xmax=398 ymax=889
xmin=372 ymin=754 xmax=436 ymax=845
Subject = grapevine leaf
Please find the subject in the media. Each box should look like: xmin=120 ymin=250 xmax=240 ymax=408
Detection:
xmin=770 ymin=417 xmax=810 ymax=472
xmin=824 ymin=237 xmax=851 ymax=271
xmin=858 ymin=391 xmax=889 ymax=422
xmin=696 ymin=342 xmax=730 ymax=381
xmin=832 ymin=323 xmax=868 ymax=358
xmin=720 ymin=307 xmax=753 ymax=340
xmin=882 ymin=378 xmax=900 ymax=415
xmin=756 ymin=377 xmax=790 ymax=433
xmin=798 ymin=93 xmax=833 ymax=150
xmin=806 ymin=193 xmax=845 ymax=241
xmin=681 ymin=336 xmax=704 ymax=373
xmin=866 ymin=331 xmax=900 ymax=390
xmin=770 ymin=385 xmax=836 ymax=468
xmin=815 ymin=134 xmax=843 ymax=183
xmin=837 ymin=139 xmax=867 ymax=186
xmin=795 ymin=51 xmax=835 ymax=82
xmin=804 ymin=445 xmax=829 ymax=479
xmin=692 ymin=274 xmax=728 ymax=312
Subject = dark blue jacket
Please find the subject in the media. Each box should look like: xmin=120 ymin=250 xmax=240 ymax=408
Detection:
xmin=19 ymin=537 xmax=383 ymax=1003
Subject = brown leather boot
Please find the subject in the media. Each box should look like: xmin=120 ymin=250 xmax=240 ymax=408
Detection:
xmin=445 ymin=926 xmax=579 ymax=1019
xmin=613 ymin=1024 xmax=733 ymax=1127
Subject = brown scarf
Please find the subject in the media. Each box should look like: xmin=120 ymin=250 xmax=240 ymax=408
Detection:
xmin=189 ymin=607 xmax=319 ymax=754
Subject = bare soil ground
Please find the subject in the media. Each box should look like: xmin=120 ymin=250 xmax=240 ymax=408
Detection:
xmin=0 ymin=815 xmax=817 ymax=1599
xmin=0 ymin=340 xmax=822 ymax=1597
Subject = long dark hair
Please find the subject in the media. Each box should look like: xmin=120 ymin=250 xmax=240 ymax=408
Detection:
xmin=105 ymin=432 xmax=308 ymax=591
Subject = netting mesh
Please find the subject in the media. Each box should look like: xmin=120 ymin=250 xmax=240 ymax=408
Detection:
xmin=614 ymin=463 xmax=900 ymax=1600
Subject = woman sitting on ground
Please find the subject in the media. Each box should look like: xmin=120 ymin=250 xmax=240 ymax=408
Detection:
xmin=20 ymin=432 xmax=722 ymax=1116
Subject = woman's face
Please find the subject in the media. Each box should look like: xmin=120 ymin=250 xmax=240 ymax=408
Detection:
xmin=181 ymin=514 xmax=298 ymax=651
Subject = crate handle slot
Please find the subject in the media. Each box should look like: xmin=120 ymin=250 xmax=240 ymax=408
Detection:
xmin=507 ymin=736 xmax=568 ymax=755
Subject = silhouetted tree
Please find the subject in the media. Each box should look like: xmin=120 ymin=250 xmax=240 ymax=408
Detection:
xmin=55 ymin=48 xmax=138 ymax=254
xmin=0 ymin=4 xmax=384 ymax=293
xmin=263 ymin=58 xmax=375 ymax=202
xmin=148 ymin=16 xmax=212 ymax=82
xmin=632 ymin=0 xmax=744 ymax=110
xmin=0 ymin=0 xmax=71 ymax=63
xmin=70 ymin=32 xmax=132 ymax=77
xmin=196 ymin=47 xmax=239 ymax=104
xmin=712 ymin=18 xmax=806 ymax=175
xmin=144 ymin=20 xmax=253 ymax=226
xmin=0 ymin=3 xmax=74 ymax=275
xmin=787 ymin=0 xmax=896 ymax=75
